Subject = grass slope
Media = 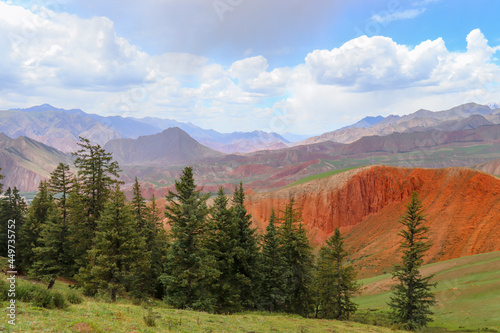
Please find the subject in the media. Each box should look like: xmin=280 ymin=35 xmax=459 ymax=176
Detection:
xmin=285 ymin=166 xmax=362 ymax=188
xmin=0 ymin=265 xmax=403 ymax=333
xmin=354 ymin=251 xmax=500 ymax=332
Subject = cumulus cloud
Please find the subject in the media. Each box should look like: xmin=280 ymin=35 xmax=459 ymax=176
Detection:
xmin=1 ymin=2 xmax=500 ymax=135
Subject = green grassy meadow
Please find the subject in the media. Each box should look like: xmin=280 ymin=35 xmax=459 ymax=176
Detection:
xmin=354 ymin=251 xmax=500 ymax=332
xmin=285 ymin=166 xmax=363 ymax=187
xmin=0 ymin=281 xmax=404 ymax=333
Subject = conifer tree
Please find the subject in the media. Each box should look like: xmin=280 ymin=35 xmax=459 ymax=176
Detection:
xmin=65 ymin=177 xmax=91 ymax=276
xmin=146 ymin=193 xmax=169 ymax=299
xmin=131 ymin=177 xmax=147 ymax=232
xmin=388 ymin=191 xmax=436 ymax=330
xmin=0 ymin=187 xmax=27 ymax=257
xmin=315 ymin=228 xmax=360 ymax=320
xmin=72 ymin=137 xmax=120 ymax=234
xmin=259 ymin=209 xmax=287 ymax=312
xmin=77 ymin=186 xmax=149 ymax=301
xmin=130 ymin=179 xmax=162 ymax=298
xmin=206 ymin=187 xmax=240 ymax=313
xmin=29 ymin=207 xmax=68 ymax=289
xmin=231 ymin=182 xmax=260 ymax=309
xmin=19 ymin=181 xmax=54 ymax=271
xmin=49 ymin=162 xmax=72 ymax=228
xmin=0 ymin=168 xmax=3 ymax=193
xmin=161 ymin=166 xmax=218 ymax=311
xmin=279 ymin=199 xmax=314 ymax=316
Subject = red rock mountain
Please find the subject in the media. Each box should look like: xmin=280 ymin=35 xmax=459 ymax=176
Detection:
xmin=245 ymin=166 xmax=500 ymax=277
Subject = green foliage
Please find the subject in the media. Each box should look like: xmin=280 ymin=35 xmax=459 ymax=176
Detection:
xmin=259 ymin=209 xmax=287 ymax=312
xmin=161 ymin=166 xmax=218 ymax=311
xmin=76 ymin=186 xmax=149 ymax=301
xmin=388 ymin=191 xmax=436 ymax=330
xmin=72 ymin=136 xmax=121 ymax=235
xmin=65 ymin=178 xmax=91 ymax=276
xmin=0 ymin=187 xmax=27 ymax=257
xmin=16 ymin=282 xmax=67 ymax=309
xmin=19 ymin=181 xmax=54 ymax=271
xmin=143 ymin=307 xmax=157 ymax=327
xmin=315 ymin=228 xmax=360 ymax=320
xmin=29 ymin=207 xmax=68 ymax=289
xmin=278 ymin=199 xmax=315 ymax=316
xmin=146 ymin=193 xmax=170 ymax=299
xmin=205 ymin=187 xmax=241 ymax=313
xmin=49 ymin=162 xmax=72 ymax=226
xmin=65 ymin=290 xmax=84 ymax=304
xmin=229 ymin=182 xmax=260 ymax=310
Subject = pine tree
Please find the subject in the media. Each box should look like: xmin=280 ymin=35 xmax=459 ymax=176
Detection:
xmin=231 ymin=182 xmax=260 ymax=310
xmin=0 ymin=187 xmax=27 ymax=257
xmin=130 ymin=179 xmax=158 ymax=298
xmin=279 ymin=199 xmax=314 ymax=316
xmin=131 ymin=177 xmax=147 ymax=232
xmin=72 ymin=137 xmax=120 ymax=235
xmin=29 ymin=207 xmax=68 ymax=289
xmin=206 ymin=187 xmax=240 ymax=313
xmin=19 ymin=181 xmax=54 ymax=271
xmin=259 ymin=209 xmax=287 ymax=312
xmin=388 ymin=191 xmax=436 ymax=331
xmin=146 ymin=193 xmax=169 ymax=299
xmin=315 ymin=228 xmax=360 ymax=320
xmin=77 ymin=186 xmax=149 ymax=301
xmin=49 ymin=162 xmax=72 ymax=230
xmin=65 ymin=177 xmax=91 ymax=276
xmin=161 ymin=166 xmax=218 ymax=311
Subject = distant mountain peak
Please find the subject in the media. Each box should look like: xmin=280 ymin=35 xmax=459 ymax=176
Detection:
xmin=487 ymin=102 xmax=500 ymax=109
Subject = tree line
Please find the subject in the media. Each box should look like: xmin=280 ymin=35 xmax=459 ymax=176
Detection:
xmin=0 ymin=137 xmax=436 ymax=330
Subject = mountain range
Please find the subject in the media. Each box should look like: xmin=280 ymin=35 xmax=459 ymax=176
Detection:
xmin=4 ymin=104 xmax=290 ymax=154
xmin=2 ymin=102 xmax=500 ymax=193
xmin=300 ymin=103 xmax=500 ymax=145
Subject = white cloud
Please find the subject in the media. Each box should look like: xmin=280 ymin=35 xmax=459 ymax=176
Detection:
xmin=1 ymin=2 xmax=500 ymax=135
xmin=371 ymin=8 xmax=426 ymax=23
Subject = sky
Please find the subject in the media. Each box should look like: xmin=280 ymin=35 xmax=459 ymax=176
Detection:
xmin=1 ymin=0 xmax=500 ymax=135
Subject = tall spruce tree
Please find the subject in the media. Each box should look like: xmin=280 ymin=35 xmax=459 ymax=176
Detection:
xmin=72 ymin=137 xmax=120 ymax=235
xmin=231 ymin=182 xmax=260 ymax=309
xmin=65 ymin=177 xmax=91 ymax=276
xmin=206 ymin=187 xmax=240 ymax=313
xmin=146 ymin=193 xmax=169 ymax=299
xmin=49 ymin=163 xmax=72 ymax=229
xmin=29 ymin=207 xmax=68 ymax=289
xmin=388 ymin=191 xmax=436 ymax=331
xmin=28 ymin=163 xmax=74 ymax=284
xmin=315 ymin=228 xmax=360 ymax=320
xmin=19 ymin=181 xmax=54 ymax=271
xmin=279 ymin=199 xmax=314 ymax=316
xmin=0 ymin=187 xmax=27 ymax=257
xmin=161 ymin=167 xmax=218 ymax=311
xmin=77 ymin=186 xmax=149 ymax=301
xmin=259 ymin=209 xmax=287 ymax=312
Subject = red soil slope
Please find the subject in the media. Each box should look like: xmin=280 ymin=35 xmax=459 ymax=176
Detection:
xmin=245 ymin=165 xmax=500 ymax=277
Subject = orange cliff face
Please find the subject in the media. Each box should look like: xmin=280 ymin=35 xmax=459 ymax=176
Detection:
xmin=245 ymin=165 xmax=500 ymax=277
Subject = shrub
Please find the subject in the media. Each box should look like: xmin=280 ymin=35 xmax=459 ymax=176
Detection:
xmin=16 ymin=282 xmax=68 ymax=309
xmin=143 ymin=308 xmax=156 ymax=327
xmin=66 ymin=290 xmax=83 ymax=304
xmin=0 ymin=280 xmax=9 ymax=301
xmin=52 ymin=291 xmax=68 ymax=309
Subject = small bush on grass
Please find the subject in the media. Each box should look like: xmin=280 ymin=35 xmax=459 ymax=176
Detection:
xmin=17 ymin=282 xmax=68 ymax=309
xmin=66 ymin=290 xmax=83 ymax=304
